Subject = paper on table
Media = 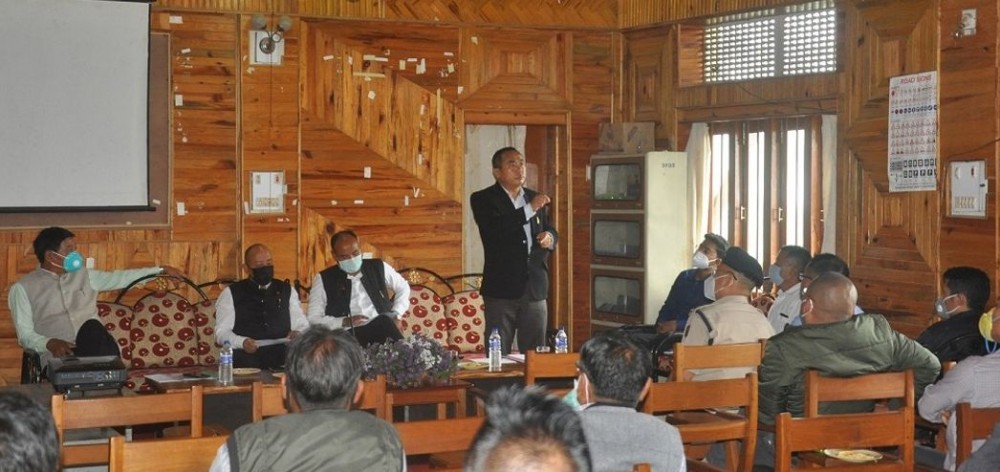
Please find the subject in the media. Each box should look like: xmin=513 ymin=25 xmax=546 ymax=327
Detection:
xmin=145 ymin=373 xmax=188 ymax=383
xmin=505 ymin=353 xmax=526 ymax=363
xmin=255 ymin=338 xmax=290 ymax=347
xmin=468 ymin=357 xmax=517 ymax=365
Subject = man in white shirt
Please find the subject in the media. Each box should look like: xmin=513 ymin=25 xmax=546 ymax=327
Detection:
xmin=765 ymin=245 xmax=811 ymax=334
xmin=8 ymin=226 xmax=184 ymax=368
xmin=215 ymin=244 xmax=308 ymax=369
xmin=307 ymin=230 xmax=410 ymax=347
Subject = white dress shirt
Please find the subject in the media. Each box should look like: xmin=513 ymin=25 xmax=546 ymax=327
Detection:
xmin=766 ymin=283 xmax=802 ymax=334
xmin=214 ymin=283 xmax=309 ymax=349
xmin=505 ymin=187 xmax=537 ymax=254
xmin=307 ymin=261 xmax=411 ymax=329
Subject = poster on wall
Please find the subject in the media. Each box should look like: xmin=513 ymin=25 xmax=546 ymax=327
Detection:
xmin=888 ymin=71 xmax=938 ymax=192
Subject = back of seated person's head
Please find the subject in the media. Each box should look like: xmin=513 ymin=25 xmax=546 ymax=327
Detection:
xmin=285 ymin=326 xmax=364 ymax=411
xmin=779 ymin=245 xmax=812 ymax=274
xmin=805 ymin=253 xmax=850 ymax=278
xmin=801 ymin=272 xmax=858 ymax=324
xmin=0 ymin=391 xmax=58 ymax=472
xmin=465 ymin=386 xmax=591 ymax=472
xmin=578 ymin=331 xmax=652 ymax=407
xmin=943 ymin=266 xmax=990 ymax=313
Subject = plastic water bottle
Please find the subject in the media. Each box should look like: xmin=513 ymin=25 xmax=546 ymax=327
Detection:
xmin=554 ymin=326 xmax=569 ymax=354
xmin=218 ymin=341 xmax=233 ymax=385
xmin=488 ymin=328 xmax=502 ymax=372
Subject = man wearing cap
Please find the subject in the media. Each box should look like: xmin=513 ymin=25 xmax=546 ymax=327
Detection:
xmin=655 ymin=233 xmax=730 ymax=334
xmin=680 ymin=246 xmax=775 ymax=381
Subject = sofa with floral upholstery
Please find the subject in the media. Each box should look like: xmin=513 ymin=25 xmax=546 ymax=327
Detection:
xmin=398 ymin=269 xmax=486 ymax=354
xmin=95 ymin=276 xmax=225 ymax=392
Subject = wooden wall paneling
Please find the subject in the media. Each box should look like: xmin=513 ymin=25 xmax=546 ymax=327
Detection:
xmin=838 ymin=0 xmax=939 ymax=332
xmin=460 ymin=28 xmax=573 ymax=113
xmin=571 ymin=32 xmax=618 ymax=345
xmin=937 ymin=0 xmax=999 ymax=280
xmin=241 ymin=14 xmax=301 ymax=282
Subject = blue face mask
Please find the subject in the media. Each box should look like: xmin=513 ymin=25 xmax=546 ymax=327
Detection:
xmin=53 ymin=250 xmax=84 ymax=273
xmin=338 ymin=254 xmax=363 ymax=274
xmin=768 ymin=264 xmax=784 ymax=287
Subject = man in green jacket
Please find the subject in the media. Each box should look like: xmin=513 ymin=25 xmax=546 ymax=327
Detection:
xmin=755 ymin=272 xmax=940 ymax=467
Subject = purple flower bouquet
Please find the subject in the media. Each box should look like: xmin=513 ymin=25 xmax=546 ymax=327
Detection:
xmin=364 ymin=334 xmax=458 ymax=388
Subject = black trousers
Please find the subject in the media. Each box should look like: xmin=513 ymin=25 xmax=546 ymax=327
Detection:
xmin=348 ymin=315 xmax=403 ymax=348
xmin=74 ymin=319 xmax=120 ymax=357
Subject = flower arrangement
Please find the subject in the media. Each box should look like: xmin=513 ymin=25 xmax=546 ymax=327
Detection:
xmin=364 ymin=334 xmax=458 ymax=388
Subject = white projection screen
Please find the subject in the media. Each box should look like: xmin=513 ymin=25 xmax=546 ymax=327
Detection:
xmin=0 ymin=0 xmax=151 ymax=211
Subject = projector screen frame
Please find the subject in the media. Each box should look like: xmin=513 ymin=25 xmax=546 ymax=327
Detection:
xmin=0 ymin=32 xmax=171 ymax=229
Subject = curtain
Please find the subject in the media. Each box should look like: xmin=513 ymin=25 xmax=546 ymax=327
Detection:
xmin=820 ymin=115 xmax=837 ymax=253
xmin=687 ymin=123 xmax=712 ymax=252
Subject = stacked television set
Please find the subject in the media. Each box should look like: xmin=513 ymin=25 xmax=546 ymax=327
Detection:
xmin=590 ymin=126 xmax=691 ymax=330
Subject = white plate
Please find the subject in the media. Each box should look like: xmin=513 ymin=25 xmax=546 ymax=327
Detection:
xmin=232 ymin=367 xmax=261 ymax=376
xmin=822 ymin=449 xmax=883 ymax=463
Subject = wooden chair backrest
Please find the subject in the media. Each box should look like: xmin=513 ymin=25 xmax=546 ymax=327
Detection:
xmin=956 ymin=402 xmax=1000 ymax=467
xmin=394 ymin=416 xmax=484 ymax=456
xmin=775 ymin=370 xmax=916 ymax=471
xmin=804 ymin=369 xmax=914 ymax=417
xmin=252 ymin=375 xmax=388 ymax=422
xmin=641 ymin=373 xmax=758 ymax=472
xmin=108 ymin=434 xmax=226 ymax=472
xmin=672 ymin=340 xmax=765 ymax=381
xmin=525 ymin=351 xmax=579 ymax=395
xmin=774 ymin=409 xmax=913 ymax=471
xmin=52 ymin=386 xmax=204 ymax=468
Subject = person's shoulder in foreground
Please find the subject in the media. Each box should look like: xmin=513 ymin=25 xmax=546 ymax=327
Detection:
xmin=465 ymin=386 xmax=592 ymax=472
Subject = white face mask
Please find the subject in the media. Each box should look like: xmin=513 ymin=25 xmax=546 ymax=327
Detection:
xmin=934 ymin=294 xmax=959 ymax=318
xmin=704 ymin=273 xmax=733 ymax=301
xmin=693 ymin=251 xmax=712 ymax=269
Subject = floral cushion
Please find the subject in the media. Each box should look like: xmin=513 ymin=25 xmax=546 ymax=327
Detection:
xmin=190 ymin=299 xmax=219 ymax=366
xmin=443 ymin=290 xmax=485 ymax=353
xmin=129 ymin=292 xmax=199 ymax=369
xmin=400 ymin=285 xmax=449 ymax=346
xmin=97 ymin=301 xmax=135 ymax=363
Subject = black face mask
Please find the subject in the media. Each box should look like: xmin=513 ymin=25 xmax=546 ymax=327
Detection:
xmin=251 ymin=265 xmax=274 ymax=286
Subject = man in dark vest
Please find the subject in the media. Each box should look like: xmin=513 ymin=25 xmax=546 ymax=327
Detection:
xmin=209 ymin=326 xmax=404 ymax=471
xmin=306 ymin=230 xmax=410 ymax=347
xmin=215 ymin=244 xmax=309 ymax=369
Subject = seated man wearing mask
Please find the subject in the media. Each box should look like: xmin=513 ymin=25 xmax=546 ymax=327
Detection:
xmin=307 ymin=230 xmax=410 ymax=347
xmin=681 ymin=246 xmax=775 ymax=381
xmin=764 ymin=245 xmax=811 ymax=333
xmin=919 ymin=307 xmax=1000 ymax=471
xmin=655 ymin=233 xmax=729 ymax=334
xmin=215 ymin=244 xmax=308 ymax=369
xmin=917 ymin=267 xmax=991 ymax=364
xmin=8 ymin=226 xmax=184 ymax=368
xmin=787 ymin=253 xmax=859 ymax=327
xmin=576 ymin=331 xmax=685 ymax=472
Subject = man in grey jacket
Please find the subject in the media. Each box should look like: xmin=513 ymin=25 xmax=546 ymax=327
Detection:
xmin=577 ymin=331 xmax=686 ymax=472
xmin=755 ymin=272 xmax=940 ymax=467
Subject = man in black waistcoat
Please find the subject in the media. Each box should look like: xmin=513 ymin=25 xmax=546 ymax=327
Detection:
xmin=471 ymin=147 xmax=558 ymax=355
xmin=215 ymin=244 xmax=309 ymax=369
xmin=306 ymin=230 xmax=411 ymax=347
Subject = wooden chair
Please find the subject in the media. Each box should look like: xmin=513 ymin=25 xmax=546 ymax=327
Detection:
xmin=394 ymin=416 xmax=484 ymax=471
xmin=773 ymin=370 xmax=915 ymax=471
xmin=524 ymin=350 xmax=580 ymax=396
xmin=52 ymin=386 xmax=204 ymax=468
xmin=671 ymin=340 xmax=765 ymax=381
xmin=252 ymin=375 xmax=388 ymax=422
xmin=108 ymin=434 xmax=227 ymax=472
xmin=642 ymin=373 xmax=758 ymax=472
xmin=956 ymin=402 xmax=1000 ymax=467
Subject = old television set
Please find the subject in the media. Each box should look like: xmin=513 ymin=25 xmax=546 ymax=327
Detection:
xmin=591 ymin=155 xmax=644 ymax=210
xmin=592 ymin=268 xmax=645 ymax=325
xmin=591 ymin=213 xmax=643 ymax=267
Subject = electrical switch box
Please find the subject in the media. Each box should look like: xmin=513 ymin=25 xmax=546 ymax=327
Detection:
xmin=949 ymin=160 xmax=987 ymax=218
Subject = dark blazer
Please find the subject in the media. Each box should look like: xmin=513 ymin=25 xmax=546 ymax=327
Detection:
xmin=470 ymin=182 xmax=558 ymax=300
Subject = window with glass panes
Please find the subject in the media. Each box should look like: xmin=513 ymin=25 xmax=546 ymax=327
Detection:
xmin=707 ymin=117 xmax=823 ymax=267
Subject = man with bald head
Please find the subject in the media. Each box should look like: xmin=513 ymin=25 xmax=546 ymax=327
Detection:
xmin=753 ymin=273 xmax=939 ymax=467
xmin=216 ymin=244 xmax=309 ymax=369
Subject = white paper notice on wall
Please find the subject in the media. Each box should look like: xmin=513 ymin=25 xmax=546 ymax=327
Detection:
xmin=250 ymin=171 xmax=285 ymax=214
xmin=950 ymin=160 xmax=987 ymax=218
xmin=367 ymin=90 xmax=376 ymax=100
xmin=169 ymin=15 xmax=183 ymax=24
xmin=174 ymin=94 xmax=183 ymax=106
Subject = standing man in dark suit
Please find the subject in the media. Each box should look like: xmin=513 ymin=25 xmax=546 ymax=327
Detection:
xmin=471 ymin=146 xmax=558 ymax=355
